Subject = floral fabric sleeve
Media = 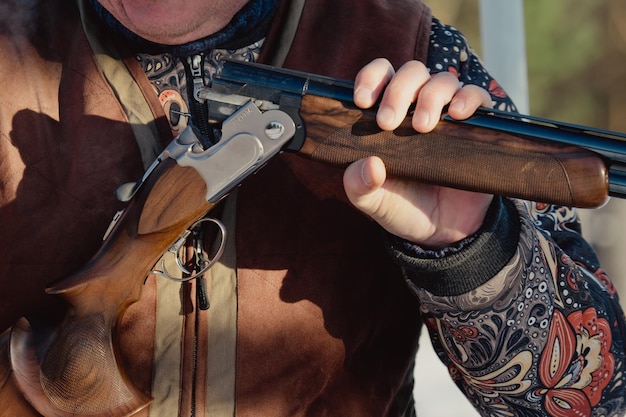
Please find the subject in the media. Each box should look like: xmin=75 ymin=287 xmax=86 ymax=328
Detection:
xmin=399 ymin=200 xmax=626 ymax=416
xmin=427 ymin=18 xmax=516 ymax=112
xmin=393 ymin=19 xmax=626 ymax=416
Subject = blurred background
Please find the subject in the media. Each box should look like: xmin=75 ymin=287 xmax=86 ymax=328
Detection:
xmin=412 ymin=1 xmax=626 ymax=415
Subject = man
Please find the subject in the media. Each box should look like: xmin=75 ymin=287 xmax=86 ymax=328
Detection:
xmin=0 ymin=0 xmax=624 ymax=416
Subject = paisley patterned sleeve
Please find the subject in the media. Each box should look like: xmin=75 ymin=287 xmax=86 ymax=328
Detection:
xmin=389 ymin=18 xmax=626 ymax=416
xmin=426 ymin=18 xmax=516 ymax=112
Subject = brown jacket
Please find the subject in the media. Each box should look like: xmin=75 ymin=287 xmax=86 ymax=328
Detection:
xmin=0 ymin=0 xmax=432 ymax=415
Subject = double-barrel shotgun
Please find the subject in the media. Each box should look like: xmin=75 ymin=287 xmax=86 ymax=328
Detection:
xmin=8 ymin=60 xmax=626 ymax=417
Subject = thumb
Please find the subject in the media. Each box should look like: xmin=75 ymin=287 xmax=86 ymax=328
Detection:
xmin=343 ymin=156 xmax=387 ymax=214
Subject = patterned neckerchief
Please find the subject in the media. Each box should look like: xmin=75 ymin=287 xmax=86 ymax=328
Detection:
xmin=90 ymin=3 xmax=516 ymax=143
xmin=89 ymin=0 xmax=277 ymax=139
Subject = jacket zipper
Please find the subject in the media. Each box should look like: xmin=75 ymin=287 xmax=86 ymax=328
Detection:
xmin=189 ymin=226 xmax=212 ymax=417
xmin=183 ymin=53 xmax=214 ymax=145
xmin=181 ymin=53 xmax=217 ymax=417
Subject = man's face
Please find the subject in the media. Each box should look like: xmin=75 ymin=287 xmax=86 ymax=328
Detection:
xmin=96 ymin=0 xmax=250 ymax=45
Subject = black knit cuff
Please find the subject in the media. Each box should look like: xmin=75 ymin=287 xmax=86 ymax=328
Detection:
xmin=386 ymin=196 xmax=520 ymax=296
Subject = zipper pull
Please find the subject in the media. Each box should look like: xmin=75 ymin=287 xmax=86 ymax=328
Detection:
xmin=193 ymin=227 xmax=211 ymax=311
xmin=187 ymin=54 xmax=205 ymax=104
xmin=196 ymin=275 xmax=210 ymax=311
xmin=184 ymin=53 xmax=214 ymax=144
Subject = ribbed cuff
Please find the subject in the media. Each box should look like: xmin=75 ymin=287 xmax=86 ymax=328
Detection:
xmin=386 ymin=196 xmax=520 ymax=296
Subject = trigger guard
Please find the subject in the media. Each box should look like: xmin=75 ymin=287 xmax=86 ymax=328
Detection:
xmin=152 ymin=217 xmax=227 ymax=282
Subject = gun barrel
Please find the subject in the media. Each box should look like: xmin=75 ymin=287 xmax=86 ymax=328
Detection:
xmin=609 ymin=166 xmax=626 ymax=199
xmin=214 ymin=59 xmax=626 ymax=203
xmin=215 ymin=59 xmax=355 ymax=103
xmin=458 ymin=109 xmax=626 ymax=164
xmin=216 ymin=60 xmax=626 ymax=158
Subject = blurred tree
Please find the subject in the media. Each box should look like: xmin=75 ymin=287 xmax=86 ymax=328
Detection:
xmin=606 ymin=0 xmax=626 ymax=132
xmin=426 ymin=1 xmax=619 ymax=128
xmin=525 ymin=2 xmax=604 ymax=125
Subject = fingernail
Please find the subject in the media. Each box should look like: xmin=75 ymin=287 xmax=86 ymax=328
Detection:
xmin=377 ymin=106 xmax=396 ymax=128
xmin=413 ymin=109 xmax=430 ymax=128
xmin=450 ymin=97 xmax=466 ymax=113
xmin=354 ymin=86 xmax=373 ymax=105
xmin=360 ymin=161 xmax=372 ymax=186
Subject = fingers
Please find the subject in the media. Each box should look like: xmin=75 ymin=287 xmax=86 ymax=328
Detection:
xmin=349 ymin=59 xmax=497 ymax=246
xmin=353 ymin=58 xmax=396 ymax=109
xmin=411 ymin=71 xmax=461 ymax=132
xmin=355 ymin=60 xmax=432 ymax=131
xmin=343 ymin=156 xmax=386 ymax=198
xmin=342 ymin=156 xmax=387 ymax=217
xmin=447 ymin=84 xmax=493 ymax=120
xmin=375 ymin=61 xmax=431 ymax=131
xmin=353 ymin=58 xmax=494 ymax=132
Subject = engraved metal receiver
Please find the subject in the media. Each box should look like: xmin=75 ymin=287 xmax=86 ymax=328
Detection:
xmin=109 ymin=99 xmax=297 ymax=282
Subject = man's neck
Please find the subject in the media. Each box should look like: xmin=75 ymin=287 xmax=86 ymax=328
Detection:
xmin=90 ymin=0 xmax=278 ymax=55
xmin=95 ymin=0 xmax=251 ymax=45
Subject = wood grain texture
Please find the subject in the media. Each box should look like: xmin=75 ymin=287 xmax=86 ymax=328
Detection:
xmin=9 ymin=159 xmax=211 ymax=417
xmin=298 ymin=95 xmax=609 ymax=208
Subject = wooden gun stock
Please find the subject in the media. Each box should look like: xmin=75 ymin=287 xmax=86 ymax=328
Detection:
xmin=297 ymin=95 xmax=609 ymax=208
xmin=6 ymin=96 xmax=292 ymax=417
xmin=9 ymin=159 xmax=212 ymax=417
